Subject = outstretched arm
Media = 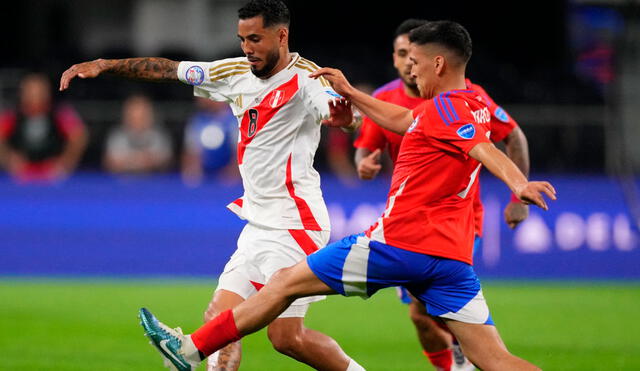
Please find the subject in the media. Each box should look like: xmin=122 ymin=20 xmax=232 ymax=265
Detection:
xmin=310 ymin=68 xmax=413 ymax=135
xmin=469 ymin=142 xmax=555 ymax=210
xmin=59 ymin=58 xmax=179 ymax=91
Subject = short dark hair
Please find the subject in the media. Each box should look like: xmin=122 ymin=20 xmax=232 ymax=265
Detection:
xmin=394 ymin=19 xmax=428 ymax=38
xmin=409 ymin=21 xmax=472 ymax=64
xmin=238 ymin=0 xmax=290 ymax=28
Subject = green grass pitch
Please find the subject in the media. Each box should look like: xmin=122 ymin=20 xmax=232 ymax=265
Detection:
xmin=1 ymin=279 xmax=638 ymax=370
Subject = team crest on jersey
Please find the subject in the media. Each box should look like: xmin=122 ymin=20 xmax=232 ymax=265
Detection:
xmin=185 ymin=66 xmax=205 ymax=86
xmin=457 ymin=124 xmax=476 ymax=139
xmin=407 ymin=115 xmax=420 ymax=133
xmin=495 ymin=107 xmax=509 ymax=123
xmin=247 ymin=109 xmax=259 ymax=137
xmin=269 ymin=90 xmax=285 ymax=108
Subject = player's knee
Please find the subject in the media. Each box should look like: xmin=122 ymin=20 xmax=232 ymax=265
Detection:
xmin=267 ymin=325 xmax=304 ymax=356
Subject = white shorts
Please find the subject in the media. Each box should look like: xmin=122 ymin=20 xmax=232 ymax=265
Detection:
xmin=217 ymin=222 xmax=330 ymax=318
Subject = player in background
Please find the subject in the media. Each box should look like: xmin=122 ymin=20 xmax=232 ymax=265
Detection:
xmin=354 ymin=19 xmax=530 ymax=371
xmin=139 ymin=20 xmax=555 ymax=371
xmin=60 ymin=1 xmax=365 ymax=370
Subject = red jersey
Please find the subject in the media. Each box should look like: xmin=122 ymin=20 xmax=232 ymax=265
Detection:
xmin=355 ymin=78 xmax=519 ymax=237
xmin=353 ymin=79 xmax=423 ymax=162
xmin=366 ymin=89 xmax=492 ymax=264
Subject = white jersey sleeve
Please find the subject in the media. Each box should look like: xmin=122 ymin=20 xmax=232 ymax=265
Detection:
xmin=295 ymin=59 xmax=341 ymax=123
xmin=177 ymin=57 xmax=250 ymax=103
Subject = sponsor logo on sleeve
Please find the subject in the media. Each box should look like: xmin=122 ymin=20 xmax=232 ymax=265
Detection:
xmin=457 ymin=123 xmax=476 ymax=139
xmin=494 ymin=106 xmax=509 ymax=122
xmin=185 ymin=65 xmax=205 ymax=86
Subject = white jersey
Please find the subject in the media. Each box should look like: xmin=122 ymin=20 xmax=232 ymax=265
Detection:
xmin=178 ymin=53 xmax=337 ymax=231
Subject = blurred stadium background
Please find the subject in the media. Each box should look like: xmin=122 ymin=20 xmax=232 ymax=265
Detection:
xmin=1 ymin=0 xmax=639 ymax=370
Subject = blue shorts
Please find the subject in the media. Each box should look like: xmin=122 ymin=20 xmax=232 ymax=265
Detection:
xmin=397 ymin=235 xmax=482 ymax=305
xmin=307 ymin=234 xmax=493 ymax=325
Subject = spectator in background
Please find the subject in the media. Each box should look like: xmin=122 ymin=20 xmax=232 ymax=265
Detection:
xmin=104 ymin=94 xmax=172 ymax=174
xmin=0 ymin=73 xmax=87 ymax=183
xmin=182 ymin=97 xmax=239 ymax=186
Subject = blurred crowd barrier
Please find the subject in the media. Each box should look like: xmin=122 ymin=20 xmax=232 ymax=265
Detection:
xmin=0 ymin=173 xmax=637 ymax=279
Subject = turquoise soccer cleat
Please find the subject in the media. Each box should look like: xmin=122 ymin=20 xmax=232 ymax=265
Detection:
xmin=139 ymin=308 xmax=200 ymax=371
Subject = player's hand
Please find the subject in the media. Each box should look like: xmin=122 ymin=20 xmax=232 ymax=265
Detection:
xmin=321 ymin=98 xmax=353 ymax=129
xmin=504 ymin=201 xmax=529 ymax=228
xmin=514 ymin=181 xmax=556 ymax=211
xmin=309 ymin=68 xmax=355 ymax=98
xmin=59 ymin=59 xmax=105 ymax=91
xmin=357 ymin=149 xmax=382 ymax=180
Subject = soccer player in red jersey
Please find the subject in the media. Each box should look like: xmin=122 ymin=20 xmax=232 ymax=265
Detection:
xmin=140 ymin=21 xmax=555 ymax=371
xmin=354 ymin=19 xmax=530 ymax=371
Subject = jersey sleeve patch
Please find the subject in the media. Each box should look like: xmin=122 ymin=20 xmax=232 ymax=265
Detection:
xmin=184 ymin=65 xmax=205 ymax=86
xmin=494 ymin=106 xmax=510 ymax=123
xmin=456 ymin=123 xmax=476 ymax=139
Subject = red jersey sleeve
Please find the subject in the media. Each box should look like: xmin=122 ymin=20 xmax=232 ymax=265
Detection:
xmin=353 ymin=116 xmax=387 ymax=152
xmin=468 ymin=82 xmax=518 ymax=143
xmin=424 ymin=95 xmax=491 ymax=154
xmin=412 ymin=101 xmax=429 ymax=119
xmin=489 ymin=105 xmax=518 ymax=143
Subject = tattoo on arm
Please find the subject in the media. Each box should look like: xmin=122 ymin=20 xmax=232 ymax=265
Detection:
xmin=103 ymin=58 xmax=179 ymax=81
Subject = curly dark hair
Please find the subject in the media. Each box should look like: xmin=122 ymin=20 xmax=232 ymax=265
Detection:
xmin=238 ymin=0 xmax=290 ymax=28
xmin=409 ymin=21 xmax=472 ymax=64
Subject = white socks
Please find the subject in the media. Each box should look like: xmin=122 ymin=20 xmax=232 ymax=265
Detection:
xmin=346 ymin=358 xmax=366 ymax=371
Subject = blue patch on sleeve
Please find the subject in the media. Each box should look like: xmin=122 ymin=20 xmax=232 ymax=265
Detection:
xmin=494 ymin=107 xmax=509 ymax=123
xmin=456 ymin=124 xmax=476 ymax=139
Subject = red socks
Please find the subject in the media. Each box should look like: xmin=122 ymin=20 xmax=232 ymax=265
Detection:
xmin=191 ymin=309 xmax=241 ymax=357
xmin=424 ymin=349 xmax=453 ymax=371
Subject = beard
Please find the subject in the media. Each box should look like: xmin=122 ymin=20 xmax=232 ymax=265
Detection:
xmin=250 ymin=49 xmax=280 ymax=78
xmin=400 ymin=73 xmax=418 ymax=90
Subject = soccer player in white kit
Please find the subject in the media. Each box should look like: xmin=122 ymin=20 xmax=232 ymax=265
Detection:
xmin=59 ymin=1 xmax=365 ymax=370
